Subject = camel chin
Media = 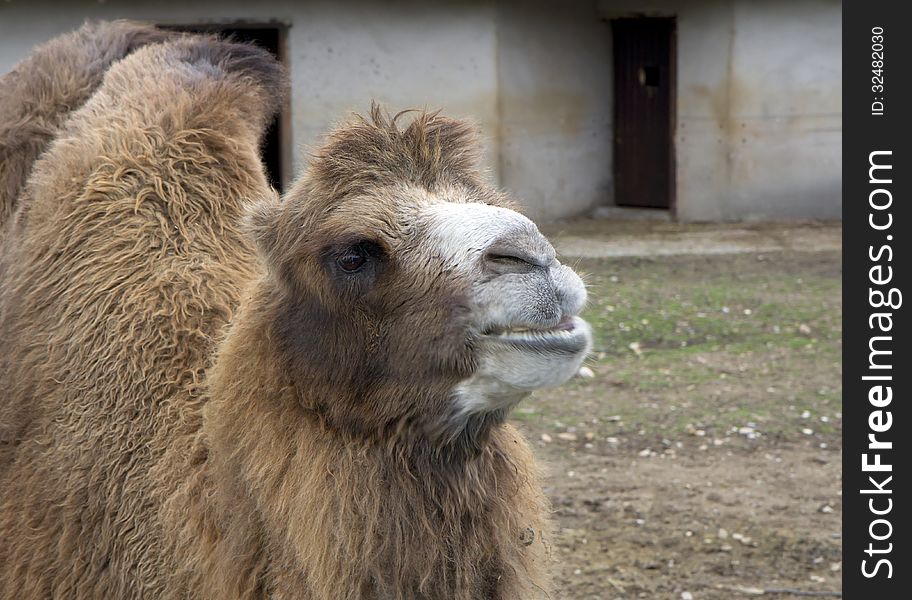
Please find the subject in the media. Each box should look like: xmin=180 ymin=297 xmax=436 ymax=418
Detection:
xmin=455 ymin=316 xmax=592 ymax=414
xmin=483 ymin=314 xmax=593 ymax=387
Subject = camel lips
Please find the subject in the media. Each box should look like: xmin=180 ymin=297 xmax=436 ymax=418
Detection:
xmin=495 ymin=316 xmax=577 ymax=336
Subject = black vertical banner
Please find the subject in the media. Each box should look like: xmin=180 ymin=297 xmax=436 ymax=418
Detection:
xmin=844 ymin=2 xmax=910 ymax=598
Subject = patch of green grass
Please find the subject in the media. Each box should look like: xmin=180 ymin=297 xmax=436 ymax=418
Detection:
xmin=579 ymin=256 xmax=841 ymax=357
xmin=525 ymin=251 xmax=843 ymax=445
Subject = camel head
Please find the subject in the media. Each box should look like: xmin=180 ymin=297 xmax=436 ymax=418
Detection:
xmin=247 ymin=107 xmax=591 ymax=450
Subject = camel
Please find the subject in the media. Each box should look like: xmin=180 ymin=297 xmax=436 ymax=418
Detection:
xmin=0 ymin=25 xmax=591 ymax=600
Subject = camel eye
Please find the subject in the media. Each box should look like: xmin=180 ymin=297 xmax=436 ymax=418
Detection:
xmin=329 ymin=240 xmax=384 ymax=278
xmin=337 ymin=251 xmax=367 ymax=273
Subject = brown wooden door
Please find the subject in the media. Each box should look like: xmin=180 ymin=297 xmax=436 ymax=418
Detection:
xmin=613 ymin=18 xmax=675 ymax=209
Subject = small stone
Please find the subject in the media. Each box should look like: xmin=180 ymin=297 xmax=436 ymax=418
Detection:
xmin=830 ymin=561 xmax=842 ymax=572
xmin=802 ymin=428 xmax=814 ymax=435
xmin=577 ymin=366 xmax=595 ymax=379
xmin=801 ymin=410 xmax=811 ymax=419
xmin=733 ymin=587 xmax=765 ymax=595
xmin=720 ymin=544 xmax=733 ymax=552
xmin=573 ymin=568 xmax=582 ymax=575
xmin=638 ymin=448 xmax=653 ymax=457
xmin=628 ymin=341 xmax=643 ymax=356
xmin=584 ymin=431 xmax=595 ymax=441
xmin=809 ymin=575 xmax=825 ymax=583
xmin=718 ymin=528 xmax=729 ymax=539
xmin=540 ymin=433 xmax=552 ymax=443
xmin=799 ymin=323 xmax=812 ymax=335
xmin=681 ymin=592 xmax=694 ymax=600
xmin=557 ymin=432 xmax=578 ymax=442
xmin=819 ymin=504 xmax=834 ymax=514
xmin=606 ymin=437 xmax=619 ymax=444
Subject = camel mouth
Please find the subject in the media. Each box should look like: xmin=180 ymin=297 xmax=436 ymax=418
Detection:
xmin=482 ymin=316 xmax=591 ymax=354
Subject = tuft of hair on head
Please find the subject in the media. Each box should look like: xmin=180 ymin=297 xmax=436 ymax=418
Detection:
xmin=307 ymin=102 xmax=485 ymax=200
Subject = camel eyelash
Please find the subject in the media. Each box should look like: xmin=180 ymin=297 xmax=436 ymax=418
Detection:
xmin=330 ymin=241 xmax=384 ymax=260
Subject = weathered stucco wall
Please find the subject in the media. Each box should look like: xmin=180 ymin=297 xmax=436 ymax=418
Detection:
xmin=495 ymin=1 xmax=614 ymax=222
xmin=599 ymin=0 xmax=841 ymax=221
xmin=0 ymin=0 xmax=841 ymax=222
xmin=674 ymin=0 xmax=739 ymax=221
xmin=721 ymin=0 xmax=842 ymax=221
xmin=285 ymin=1 xmax=501 ymax=185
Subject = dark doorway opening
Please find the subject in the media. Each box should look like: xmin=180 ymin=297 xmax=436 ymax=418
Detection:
xmin=161 ymin=23 xmax=289 ymax=192
xmin=612 ymin=18 xmax=676 ymax=210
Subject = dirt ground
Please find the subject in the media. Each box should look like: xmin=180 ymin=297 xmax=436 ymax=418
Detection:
xmin=517 ymin=221 xmax=842 ymax=599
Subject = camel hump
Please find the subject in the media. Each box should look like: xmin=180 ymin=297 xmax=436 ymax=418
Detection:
xmin=180 ymin=37 xmax=285 ymax=87
xmin=171 ymin=36 xmax=288 ymax=118
xmin=117 ymin=21 xmax=178 ymax=53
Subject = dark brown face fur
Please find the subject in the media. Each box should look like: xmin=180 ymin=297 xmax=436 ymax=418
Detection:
xmin=268 ymin=200 xmax=481 ymax=444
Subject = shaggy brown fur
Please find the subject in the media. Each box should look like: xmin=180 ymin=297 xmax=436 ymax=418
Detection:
xmin=192 ymin=107 xmax=552 ymax=599
xmin=0 ymin=32 xmax=286 ymax=597
xmin=0 ymin=20 xmax=175 ymax=231
xmin=0 ymin=29 xmax=552 ymax=600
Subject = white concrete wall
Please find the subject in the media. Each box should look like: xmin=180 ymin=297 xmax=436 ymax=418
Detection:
xmin=722 ymin=0 xmax=842 ymax=221
xmin=674 ymin=0 xmax=738 ymax=221
xmin=0 ymin=0 xmax=842 ymax=222
xmin=496 ymin=1 xmax=614 ymax=222
xmin=286 ymin=1 xmax=501 ymax=185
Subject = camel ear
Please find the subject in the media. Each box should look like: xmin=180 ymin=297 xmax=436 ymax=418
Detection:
xmin=243 ymin=194 xmax=282 ymax=265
